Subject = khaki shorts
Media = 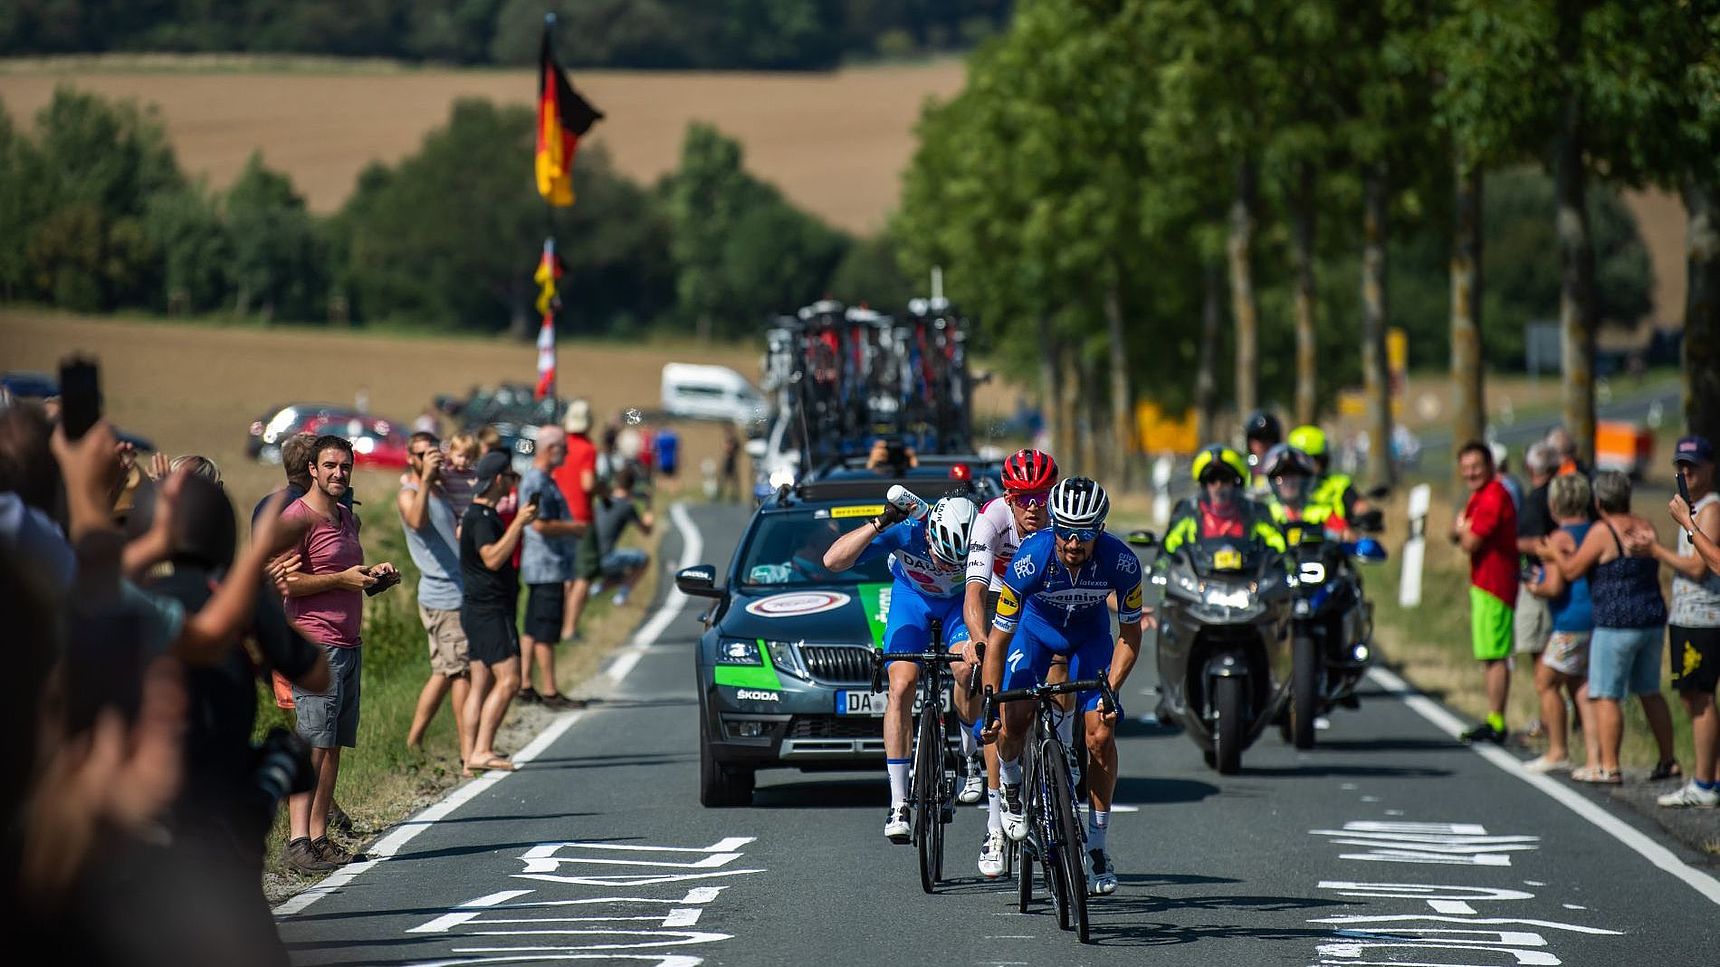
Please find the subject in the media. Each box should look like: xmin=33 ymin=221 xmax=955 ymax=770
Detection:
xmin=420 ymin=603 xmax=471 ymax=677
xmin=1513 ymin=585 xmax=1552 ymax=655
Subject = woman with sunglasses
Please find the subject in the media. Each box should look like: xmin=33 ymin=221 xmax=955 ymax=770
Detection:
xmin=962 ymin=448 xmax=1058 ymax=878
xmin=980 ymin=476 xmax=1151 ymax=897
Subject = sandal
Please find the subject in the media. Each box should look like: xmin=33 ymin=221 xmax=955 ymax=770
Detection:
xmin=1571 ymin=766 xmax=1622 ymax=785
xmin=464 ymin=755 xmax=518 ymax=775
xmin=1648 ymin=760 xmax=1683 ymax=782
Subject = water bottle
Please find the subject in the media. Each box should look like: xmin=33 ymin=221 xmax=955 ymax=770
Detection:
xmin=886 ymin=485 xmax=928 ymax=521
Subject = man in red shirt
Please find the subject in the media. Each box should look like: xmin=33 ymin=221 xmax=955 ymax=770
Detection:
xmin=553 ymin=399 xmax=601 ymax=641
xmin=1452 ymin=440 xmax=1520 ymax=744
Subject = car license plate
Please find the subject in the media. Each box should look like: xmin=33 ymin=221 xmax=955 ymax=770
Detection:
xmin=836 ymin=689 xmax=953 ymax=716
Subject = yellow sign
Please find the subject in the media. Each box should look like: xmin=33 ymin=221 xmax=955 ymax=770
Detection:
xmin=1135 ymin=401 xmax=1199 ymax=455
xmin=1213 ymin=547 xmax=1244 ymax=571
xmin=831 ymin=504 xmax=885 ymax=519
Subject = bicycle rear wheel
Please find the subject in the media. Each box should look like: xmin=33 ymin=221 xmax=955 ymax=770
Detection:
xmin=1046 ymin=745 xmax=1091 ymax=942
xmin=915 ymin=701 xmax=941 ymax=894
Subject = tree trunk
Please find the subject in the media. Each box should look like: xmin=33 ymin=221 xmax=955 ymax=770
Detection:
xmin=1361 ymin=164 xmax=1396 ymax=487
xmin=1076 ymin=352 xmax=1098 ymax=476
xmin=1059 ymin=343 xmax=1081 ymax=473
xmin=697 ymin=312 xmax=712 ymax=344
xmin=1291 ymin=165 xmax=1319 ymax=426
xmin=1196 ymin=260 xmax=1223 ymax=444
xmin=1085 ymin=353 xmax=1108 ymax=481
xmin=1450 ymin=149 xmax=1487 ymax=451
xmin=1555 ymin=93 xmax=1598 ymax=466
xmin=1037 ymin=314 xmax=1060 ymax=455
xmin=1685 ymin=180 xmax=1720 ymax=442
xmin=1228 ymin=160 xmax=1262 ymax=419
xmin=1104 ymin=278 xmax=1135 ymax=490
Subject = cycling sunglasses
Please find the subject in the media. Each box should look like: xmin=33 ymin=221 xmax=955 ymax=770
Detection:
xmin=1053 ymin=524 xmax=1100 ymax=543
xmin=1009 ymin=490 xmax=1052 ymax=509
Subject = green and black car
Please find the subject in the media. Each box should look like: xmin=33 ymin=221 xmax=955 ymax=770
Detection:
xmin=678 ymin=470 xmax=996 ymax=806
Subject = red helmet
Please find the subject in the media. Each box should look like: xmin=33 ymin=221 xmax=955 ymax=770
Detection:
xmin=1001 ymin=449 xmax=1058 ymax=492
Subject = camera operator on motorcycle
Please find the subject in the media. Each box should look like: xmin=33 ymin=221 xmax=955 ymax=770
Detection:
xmin=1244 ymin=410 xmax=1284 ymax=498
xmin=1287 ymin=424 xmax=1378 ymax=531
xmin=1164 ymin=445 xmax=1287 ymax=556
xmin=824 ymin=492 xmax=980 ymax=845
xmin=980 ymin=477 xmax=1150 ymax=896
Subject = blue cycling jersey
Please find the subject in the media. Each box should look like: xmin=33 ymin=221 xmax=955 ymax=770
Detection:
xmin=857 ymin=517 xmax=966 ymax=600
xmin=992 ymin=530 xmax=1145 ymax=634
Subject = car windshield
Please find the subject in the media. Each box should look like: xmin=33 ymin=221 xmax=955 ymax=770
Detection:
xmin=736 ymin=510 xmax=894 ymax=587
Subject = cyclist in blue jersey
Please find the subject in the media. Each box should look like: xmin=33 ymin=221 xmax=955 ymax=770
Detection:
xmin=979 ymin=477 xmax=1150 ymax=895
xmin=824 ymin=493 xmax=981 ymax=842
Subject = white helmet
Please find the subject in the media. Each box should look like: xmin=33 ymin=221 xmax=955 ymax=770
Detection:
xmin=927 ymin=495 xmax=979 ymax=564
xmin=1048 ymin=476 xmax=1110 ymax=530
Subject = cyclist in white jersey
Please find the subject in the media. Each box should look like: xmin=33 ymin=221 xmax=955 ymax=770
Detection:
xmin=961 ymin=448 xmax=1058 ymax=878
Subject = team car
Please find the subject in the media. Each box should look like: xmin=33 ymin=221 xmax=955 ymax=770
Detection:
xmin=678 ymin=471 xmax=998 ymax=806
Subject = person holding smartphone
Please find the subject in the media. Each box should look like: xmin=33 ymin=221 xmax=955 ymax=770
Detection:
xmin=517 ymin=425 xmax=585 ymax=710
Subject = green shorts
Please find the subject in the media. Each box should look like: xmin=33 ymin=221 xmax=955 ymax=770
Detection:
xmin=573 ymin=526 xmax=603 ymax=581
xmin=1470 ymin=587 xmax=1515 ymax=661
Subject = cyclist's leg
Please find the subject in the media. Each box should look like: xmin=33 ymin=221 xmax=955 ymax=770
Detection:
xmin=1069 ymin=629 xmax=1122 ymax=893
xmin=1048 ymin=653 xmax=1075 ymax=748
xmin=996 ymin=618 xmax=1054 ymax=764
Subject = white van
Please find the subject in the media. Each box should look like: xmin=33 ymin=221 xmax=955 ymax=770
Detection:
xmin=660 ymin=363 xmax=767 ymax=425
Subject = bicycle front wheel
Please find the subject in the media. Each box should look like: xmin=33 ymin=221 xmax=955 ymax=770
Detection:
xmin=1046 ymin=742 xmax=1091 ymax=941
xmin=915 ymin=703 xmax=942 ymax=894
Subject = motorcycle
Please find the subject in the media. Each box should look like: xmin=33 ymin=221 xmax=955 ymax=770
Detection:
xmin=1132 ymin=531 xmax=1294 ymax=775
xmin=1279 ymin=522 xmax=1389 ymax=749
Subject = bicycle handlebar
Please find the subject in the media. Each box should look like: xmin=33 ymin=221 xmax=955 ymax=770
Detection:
xmin=869 ymin=641 xmax=985 ymax=695
xmin=981 ymin=673 xmax=1120 ymax=730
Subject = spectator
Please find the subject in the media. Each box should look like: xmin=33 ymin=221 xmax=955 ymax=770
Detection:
xmin=1648 ymin=435 xmax=1720 ymax=807
xmin=279 ymin=434 xmax=399 ymax=872
xmin=441 ymin=432 xmax=481 ymax=520
xmin=1523 ymin=473 xmax=1598 ymax=774
xmin=595 ymin=467 xmax=656 ymax=607
xmin=459 ymin=450 xmax=538 ymax=775
xmin=1492 ymin=442 xmax=1524 ymax=510
xmin=1545 ymin=425 xmax=1589 ymax=478
xmin=559 ymin=401 xmax=603 ymax=643
xmin=518 ymin=425 xmax=585 ymax=709
xmin=251 ymin=432 xmax=351 ymax=529
xmin=1451 ymin=440 xmax=1519 ymax=745
xmin=0 ymin=402 xmax=74 ymax=591
xmin=1514 ymin=442 xmax=1559 ymax=734
xmin=867 ymin=437 xmax=918 ymax=473
xmin=413 ymin=405 xmax=440 ymax=436
xmin=1541 ymin=470 xmax=1677 ymax=783
xmin=719 ymin=424 xmax=742 ymax=503
xmin=398 ymin=432 xmax=473 ymax=765
xmin=169 ymin=454 xmax=221 ymax=485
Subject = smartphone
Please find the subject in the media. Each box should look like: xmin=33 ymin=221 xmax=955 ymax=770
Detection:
xmin=59 ymin=356 xmax=102 ymax=440
xmin=527 ymin=491 xmax=542 ymax=510
xmin=364 ymin=569 xmax=401 ymax=597
xmin=1678 ymin=471 xmax=1693 ymax=511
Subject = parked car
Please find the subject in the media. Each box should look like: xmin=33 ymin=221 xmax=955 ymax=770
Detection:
xmin=299 ymin=413 xmax=410 ymax=471
xmin=662 ymin=363 xmax=768 ymax=426
xmin=247 ymin=403 xmax=358 ymax=461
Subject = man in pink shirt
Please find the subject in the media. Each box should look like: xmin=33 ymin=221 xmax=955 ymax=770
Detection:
xmin=279 ymin=434 xmax=399 ymax=872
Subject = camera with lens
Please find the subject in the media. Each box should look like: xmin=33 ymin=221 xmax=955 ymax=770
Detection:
xmin=253 ymin=727 xmax=314 ymax=803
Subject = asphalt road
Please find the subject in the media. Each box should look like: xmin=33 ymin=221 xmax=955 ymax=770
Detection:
xmin=277 ymin=501 xmax=1719 ymax=967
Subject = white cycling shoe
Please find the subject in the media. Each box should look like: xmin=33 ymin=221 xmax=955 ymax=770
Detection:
xmin=999 ymin=782 xmax=1028 ymax=842
xmin=958 ymin=755 xmax=986 ymax=804
xmin=978 ymin=829 xmax=1007 ymax=879
xmin=1086 ymin=847 xmax=1118 ymax=896
xmin=884 ymin=804 xmax=911 ymax=843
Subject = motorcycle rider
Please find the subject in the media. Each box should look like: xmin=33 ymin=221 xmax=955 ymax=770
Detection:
xmin=823 ymin=493 xmax=980 ymax=843
xmin=1163 ymin=445 xmax=1287 ymax=556
xmin=1262 ymin=444 xmax=1353 ymax=539
xmin=1287 ymin=424 xmax=1376 ymax=528
xmin=1244 ymin=410 xmax=1284 ymax=497
xmin=963 ymin=448 xmax=1058 ymax=879
xmin=981 ymin=477 xmax=1149 ymax=896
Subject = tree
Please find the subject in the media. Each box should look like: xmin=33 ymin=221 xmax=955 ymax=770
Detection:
xmin=225 ymin=152 xmax=324 ymax=321
xmin=142 ymin=182 xmax=231 ymax=314
xmin=667 ymin=124 xmax=750 ymax=342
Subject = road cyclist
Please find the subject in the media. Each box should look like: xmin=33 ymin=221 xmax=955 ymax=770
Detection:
xmin=980 ymin=476 xmax=1151 ymax=896
xmin=823 ymin=487 xmax=981 ymax=844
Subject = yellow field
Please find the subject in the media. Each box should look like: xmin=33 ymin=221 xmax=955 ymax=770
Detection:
xmin=0 ymin=60 xmax=965 ymax=235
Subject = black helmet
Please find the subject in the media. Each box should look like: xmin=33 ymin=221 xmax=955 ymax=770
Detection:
xmin=1244 ymin=410 xmax=1283 ymax=446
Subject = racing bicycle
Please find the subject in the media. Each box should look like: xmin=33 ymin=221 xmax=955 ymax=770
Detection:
xmin=870 ymin=620 xmax=982 ymax=894
xmin=984 ymin=674 xmax=1119 ymax=944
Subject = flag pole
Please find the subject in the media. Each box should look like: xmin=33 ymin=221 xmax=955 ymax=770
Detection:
xmin=539 ymin=11 xmax=559 ymax=403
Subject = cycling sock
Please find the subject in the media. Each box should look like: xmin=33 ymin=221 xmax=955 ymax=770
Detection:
xmin=999 ymin=756 xmax=1022 ymax=787
xmin=959 ymin=722 xmax=979 ymax=758
xmin=1697 ymin=778 xmax=1718 ymax=791
xmin=1087 ymin=809 xmax=1110 ymax=851
xmin=987 ymin=789 xmax=1002 ymax=832
xmin=1056 ymin=711 xmax=1075 ymax=749
xmin=886 ymin=759 xmax=911 ymax=806
xmin=1486 ymin=711 xmax=1506 ymax=733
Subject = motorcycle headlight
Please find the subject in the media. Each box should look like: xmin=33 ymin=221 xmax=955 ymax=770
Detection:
xmin=1203 ymin=587 xmax=1252 ymax=610
xmin=1293 ymin=599 xmax=1311 ymax=617
xmin=1297 ymin=562 xmax=1326 ymax=585
xmin=763 ymin=639 xmax=809 ymax=680
xmin=717 ymin=639 xmax=762 ymax=666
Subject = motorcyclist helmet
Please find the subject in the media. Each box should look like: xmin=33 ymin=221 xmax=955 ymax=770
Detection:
xmin=927 ymin=495 xmax=979 ymax=565
xmin=1264 ymin=443 xmax=1317 ymax=503
xmin=1047 ymin=476 xmax=1109 ymax=537
xmin=1191 ymin=444 xmax=1249 ymax=486
xmin=1000 ymin=448 xmax=1058 ymax=494
xmin=1244 ymin=410 xmax=1283 ymax=447
xmin=1286 ymin=424 xmax=1328 ymax=458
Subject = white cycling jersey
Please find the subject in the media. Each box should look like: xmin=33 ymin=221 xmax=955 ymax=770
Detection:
xmin=965 ymin=496 xmax=1028 ymax=593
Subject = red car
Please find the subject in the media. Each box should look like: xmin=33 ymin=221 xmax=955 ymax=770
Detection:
xmin=299 ymin=414 xmax=410 ymax=471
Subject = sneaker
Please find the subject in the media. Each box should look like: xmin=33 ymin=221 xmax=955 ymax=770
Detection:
xmin=999 ymin=782 xmax=1028 ymax=842
xmin=1086 ymin=847 xmax=1118 ymax=896
xmin=884 ymin=805 xmax=912 ymax=843
xmin=978 ymin=829 xmax=1007 ymax=879
xmin=542 ymin=693 xmax=588 ymax=711
xmin=958 ymin=756 xmax=985 ymax=804
xmin=1648 ymin=759 xmax=1685 ymax=782
xmin=517 ymin=687 xmax=542 ymax=705
xmin=284 ymin=836 xmax=340 ymax=874
xmin=311 ymin=836 xmax=361 ymax=866
xmin=612 ymin=587 xmax=631 ymax=606
xmin=1459 ymin=723 xmax=1506 ymax=745
xmin=328 ymin=800 xmax=356 ymax=836
xmin=1657 ymin=781 xmax=1719 ymax=808
xmin=1523 ymin=755 xmax=1572 ymax=774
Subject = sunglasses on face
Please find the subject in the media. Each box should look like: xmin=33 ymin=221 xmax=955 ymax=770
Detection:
xmin=1053 ymin=524 xmax=1099 ymax=542
xmin=1010 ymin=491 xmax=1051 ymax=509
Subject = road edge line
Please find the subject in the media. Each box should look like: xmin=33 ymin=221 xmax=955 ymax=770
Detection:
xmin=273 ymin=500 xmax=702 ymax=918
xmin=1367 ymin=664 xmax=1720 ymax=906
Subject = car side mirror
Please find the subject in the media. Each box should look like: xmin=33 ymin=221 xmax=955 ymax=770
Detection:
xmin=744 ymin=439 xmax=767 ymax=459
xmin=1126 ymin=529 xmax=1157 ymax=548
xmin=676 ymin=565 xmax=725 ymax=599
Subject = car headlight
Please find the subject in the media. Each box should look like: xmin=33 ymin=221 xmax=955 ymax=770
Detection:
xmin=764 ymin=640 xmax=808 ymax=679
xmin=717 ymin=639 xmax=762 ymax=666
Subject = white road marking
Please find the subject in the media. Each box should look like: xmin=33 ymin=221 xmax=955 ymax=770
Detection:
xmin=1368 ymin=665 xmax=1720 ymax=906
xmin=274 ymin=502 xmax=705 ymax=917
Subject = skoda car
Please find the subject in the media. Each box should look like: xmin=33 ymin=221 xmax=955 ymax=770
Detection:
xmin=678 ymin=472 xmax=995 ymax=806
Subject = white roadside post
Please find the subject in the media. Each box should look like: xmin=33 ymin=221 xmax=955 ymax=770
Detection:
xmin=1151 ymin=455 xmax=1173 ymax=526
xmin=1399 ymin=483 xmax=1431 ymax=608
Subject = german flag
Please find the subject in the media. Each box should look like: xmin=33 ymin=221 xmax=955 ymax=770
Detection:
xmin=536 ymin=27 xmax=603 ymax=207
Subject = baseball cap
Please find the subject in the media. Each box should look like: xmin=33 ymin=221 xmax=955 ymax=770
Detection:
xmin=474 ymin=449 xmax=515 ymax=491
xmin=563 ymin=398 xmax=591 ymax=435
xmin=1674 ymin=435 xmax=1714 ymax=466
